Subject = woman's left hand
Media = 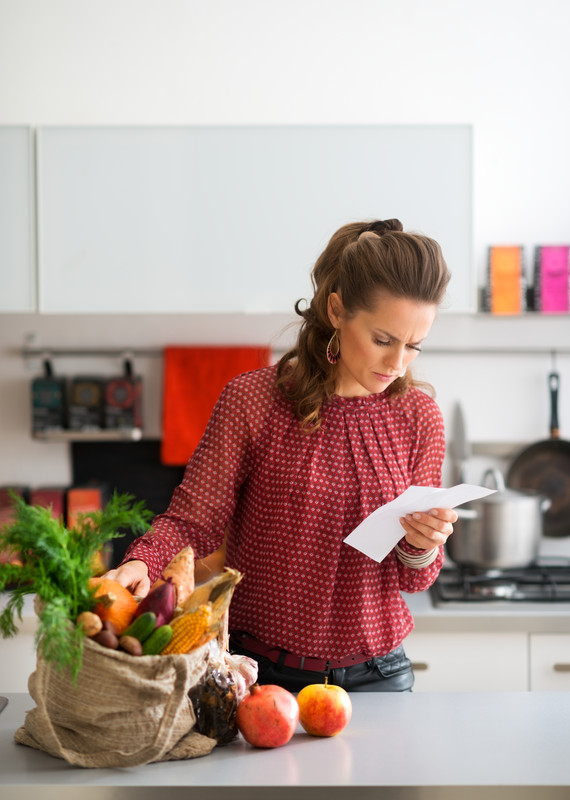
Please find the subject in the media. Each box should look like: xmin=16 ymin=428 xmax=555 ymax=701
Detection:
xmin=400 ymin=507 xmax=458 ymax=551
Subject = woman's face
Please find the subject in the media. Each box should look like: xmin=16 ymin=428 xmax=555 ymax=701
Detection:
xmin=328 ymin=290 xmax=437 ymax=398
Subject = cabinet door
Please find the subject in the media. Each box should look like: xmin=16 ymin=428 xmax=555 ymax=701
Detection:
xmin=0 ymin=618 xmax=38 ymax=692
xmin=405 ymin=631 xmax=528 ymax=692
xmin=530 ymin=634 xmax=570 ymax=691
xmin=0 ymin=126 xmax=35 ymax=311
xmin=36 ymin=125 xmax=473 ymax=313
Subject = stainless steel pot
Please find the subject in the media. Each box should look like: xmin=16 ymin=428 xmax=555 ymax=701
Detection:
xmin=446 ymin=468 xmax=551 ymax=570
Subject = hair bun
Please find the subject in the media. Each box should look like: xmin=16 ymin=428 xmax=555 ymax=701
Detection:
xmin=365 ymin=219 xmax=403 ymax=236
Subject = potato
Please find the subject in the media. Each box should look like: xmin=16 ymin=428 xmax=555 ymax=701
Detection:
xmin=93 ymin=628 xmax=119 ymax=650
xmin=119 ymin=635 xmax=143 ymax=657
xmin=76 ymin=611 xmax=103 ymax=637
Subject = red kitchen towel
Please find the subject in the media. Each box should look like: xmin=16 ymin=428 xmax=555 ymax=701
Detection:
xmin=160 ymin=346 xmax=271 ymax=466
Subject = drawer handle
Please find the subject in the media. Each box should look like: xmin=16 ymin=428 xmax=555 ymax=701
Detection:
xmin=411 ymin=662 xmax=429 ymax=671
xmin=553 ymin=663 xmax=570 ymax=672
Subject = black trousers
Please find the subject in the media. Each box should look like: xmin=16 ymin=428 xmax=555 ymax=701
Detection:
xmin=229 ymin=639 xmax=414 ymax=693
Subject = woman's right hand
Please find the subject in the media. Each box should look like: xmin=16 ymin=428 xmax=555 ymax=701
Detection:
xmin=103 ymin=560 xmax=151 ymax=599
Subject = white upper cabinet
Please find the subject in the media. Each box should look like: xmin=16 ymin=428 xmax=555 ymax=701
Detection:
xmin=36 ymin=126 xmax=474 ymax=314
xmin=0 ymin=127 xmax=35 ymax=312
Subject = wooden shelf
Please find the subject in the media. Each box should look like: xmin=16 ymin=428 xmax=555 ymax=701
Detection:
xmin=33 ymin=428 xmax=143 ymax=442
xmin=470 ymin=442 xmax=526 ymax=459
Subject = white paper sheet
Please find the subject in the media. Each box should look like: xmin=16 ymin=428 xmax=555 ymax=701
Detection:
xmin=343 ymin=483 xmax=496 ymax=564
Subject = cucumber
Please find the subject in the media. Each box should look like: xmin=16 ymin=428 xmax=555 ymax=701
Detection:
xmin=142 ymin=624 xmax=173 ymax=655
xmin=123 ymin=611 xmax=157 ymax=643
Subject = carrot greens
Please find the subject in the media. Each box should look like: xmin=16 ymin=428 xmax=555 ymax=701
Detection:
xmin=0 ymin=491 xmax=153 ymax=680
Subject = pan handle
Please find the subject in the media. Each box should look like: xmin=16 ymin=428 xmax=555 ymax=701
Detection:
xmin=456 ymin=507 xmax=479 ymax=520
xmin=549 ymin=371 xmax=560 ymax=440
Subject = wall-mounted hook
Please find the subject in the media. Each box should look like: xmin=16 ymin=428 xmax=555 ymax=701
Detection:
xmin=41 ymin=353 xmax=54 ymax=378
xmin=122 ymin=351 xmax=134 ymax=377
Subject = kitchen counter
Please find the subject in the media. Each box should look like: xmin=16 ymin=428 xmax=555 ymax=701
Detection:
xmin=404 ymin=588 xmax=570 ymax=633
xmin=1 ymin=691 xmax=570 ymax=799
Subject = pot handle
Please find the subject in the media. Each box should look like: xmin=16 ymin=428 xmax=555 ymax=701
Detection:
xmin=482 ymin=467 xmax=506 ymax=492
xmin=456 ymin=507 xmax=479 ymax=520
xmin=541 ymin=497 xmax=552 ymax=513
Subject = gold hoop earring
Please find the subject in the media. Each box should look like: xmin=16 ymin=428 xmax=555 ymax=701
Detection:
xmin=326 ymin=330 xmax=341 ymax=364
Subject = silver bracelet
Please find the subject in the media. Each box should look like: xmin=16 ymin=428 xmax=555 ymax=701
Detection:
xmin=394 ymin=543 xmax=439 ymax=569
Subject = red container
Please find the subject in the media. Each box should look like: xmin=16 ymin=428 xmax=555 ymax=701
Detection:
xmin=0 ymin=486 xmax=27 ymax=565
xmin=29 ymin=487 xmax=66 ymax=521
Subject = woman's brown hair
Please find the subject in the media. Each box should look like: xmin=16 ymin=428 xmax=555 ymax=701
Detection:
xmin=275 ymin=219 xmax=450 ymax=431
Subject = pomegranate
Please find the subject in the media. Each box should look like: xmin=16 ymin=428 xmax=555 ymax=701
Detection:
xmin=236 ymin=683 xmax=299 ymax=748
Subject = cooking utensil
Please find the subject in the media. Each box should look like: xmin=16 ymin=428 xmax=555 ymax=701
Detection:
xmin=68 ymin=377 xmax=104 ymax=430
xmin=450 ymin=402 xmax=470 ymax=484
xmin=507 ymin=371 xmax=570 ymax=537
xmin=31 ymin=358 xmax=66 ymax=433
xmin=446 ymin=468 xmax=550 ymax=570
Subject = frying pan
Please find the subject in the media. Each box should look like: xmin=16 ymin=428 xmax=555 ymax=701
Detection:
xmin=507 ymin=371 xmax=570 ymax=537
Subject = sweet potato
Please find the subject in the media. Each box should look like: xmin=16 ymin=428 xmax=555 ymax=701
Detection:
xmin=119 ymin=635 xmax=144 ymax=656
xmin=93 ymin=628 xmax=119 ymax=650
xmin=150 ymin=545 xmax=195 ymax=608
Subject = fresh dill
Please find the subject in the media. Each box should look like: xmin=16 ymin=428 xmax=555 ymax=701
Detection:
xmin=0 ymin=490 xmax=153 ymax=681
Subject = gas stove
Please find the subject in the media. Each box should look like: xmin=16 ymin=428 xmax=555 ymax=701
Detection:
xmin=431 ymin=558 xmax=570 ymax=604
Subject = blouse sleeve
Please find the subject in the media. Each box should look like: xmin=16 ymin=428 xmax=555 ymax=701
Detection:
xmin=395 ymin=393 xmax=447 ymax=593
xmin=122 ymin=378 xmax=256 ymax=584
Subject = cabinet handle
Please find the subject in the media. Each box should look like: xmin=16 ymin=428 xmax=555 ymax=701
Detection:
xmin=411 ymin=662 xmax=429 ymax=671
xmin=553 ymin=663 xmax=570 ymax=672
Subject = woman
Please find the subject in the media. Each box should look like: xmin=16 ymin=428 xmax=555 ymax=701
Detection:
xmin=107 ymin=218 xmax=457 ymax=692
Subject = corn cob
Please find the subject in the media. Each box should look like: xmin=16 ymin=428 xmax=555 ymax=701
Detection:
xmin=160 ymin=602 xmax=213 ymax=655
xmin=179 ymin=568 xmax=242 ymax=615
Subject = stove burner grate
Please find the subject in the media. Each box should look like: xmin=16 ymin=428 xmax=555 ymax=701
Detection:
xmin=431 ymin=558 xmax=570 ymax=603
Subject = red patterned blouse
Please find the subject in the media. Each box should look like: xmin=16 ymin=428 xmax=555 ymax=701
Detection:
xmin=124 ymin=364 xmax=446 ymax=660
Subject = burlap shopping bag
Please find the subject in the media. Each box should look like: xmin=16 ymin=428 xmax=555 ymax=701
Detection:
xmin=14 ymin=636 xmax=217 ymax=768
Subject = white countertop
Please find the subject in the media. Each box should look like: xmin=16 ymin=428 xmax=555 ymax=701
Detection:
xmin=404 ymin=586 xmax=570 ymax=633
xmin=1 ymin=691 xmax=570 ymax=798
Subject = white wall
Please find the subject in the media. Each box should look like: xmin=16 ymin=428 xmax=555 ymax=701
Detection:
xmin=1 ymin=0 xmax=569 ymax=488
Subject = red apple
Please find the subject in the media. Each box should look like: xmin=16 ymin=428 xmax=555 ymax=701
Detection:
xmin=297 ymin=678 xmax=352 ymax=737
xmin=236 ymin=684 xmax=299 ymax=748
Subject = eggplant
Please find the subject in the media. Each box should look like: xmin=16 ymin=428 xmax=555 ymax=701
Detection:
xmin=132 ymin=578 xmax=176 ymax=628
